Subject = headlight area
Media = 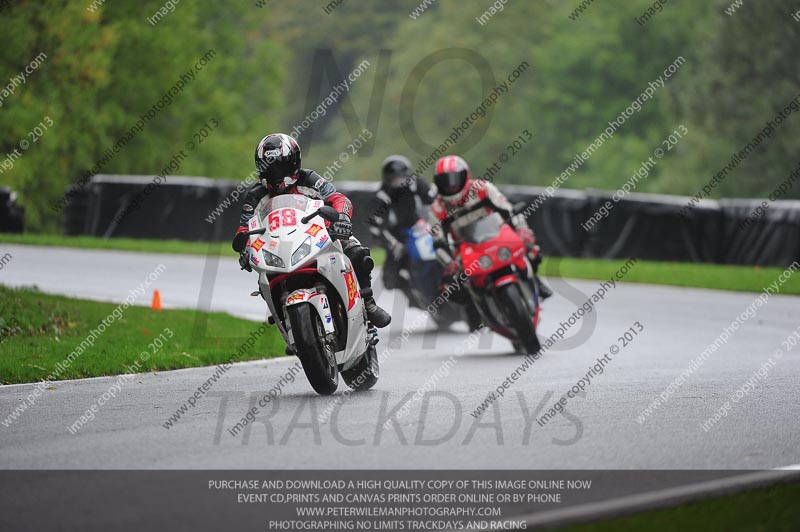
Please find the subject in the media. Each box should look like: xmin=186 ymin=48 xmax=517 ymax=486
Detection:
xmin=291 ymin=237 xmax=313 ymax=265
xmin=264 ymin=250 xmax=285 ymax=268
xmin=478 ymin=255 xmax=494 ymax=270
xmin=497 ymin=247 xmax=512 ymax=262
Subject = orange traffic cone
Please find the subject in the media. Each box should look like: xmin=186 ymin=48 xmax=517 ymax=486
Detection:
xmin=151 ymin=289 xmax=162 ymax=310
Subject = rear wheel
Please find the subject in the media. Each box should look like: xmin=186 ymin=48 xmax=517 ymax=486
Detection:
xmin=498 ymin=282 xmax=541 ymax=354
xmin=288 ymin=304 xmax=338 ymax=395
xmin=341 ymin=344 xmax=379 ymax=391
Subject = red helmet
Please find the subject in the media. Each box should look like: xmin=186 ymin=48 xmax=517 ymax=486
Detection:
xmin=433 ymin=155 xmax=471 ymax=204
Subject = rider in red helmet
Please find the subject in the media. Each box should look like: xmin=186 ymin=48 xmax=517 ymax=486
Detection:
xmin=233 ymin=133 xmax=391 ymax=328
xmin=429 ymin=155 xmax=552 ymax=306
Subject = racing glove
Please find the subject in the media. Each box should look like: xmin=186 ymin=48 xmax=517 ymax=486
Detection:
xmin=516 ymin=227 xmax=541 ymax=267
xmin=239 ymin=251 xmax=252 ymax=272
xmin=443 ymin=259 xmax=461 ymax=279
xmin=516 ymin=227 xmax=536 ymax=249
xmin=329 ymin=213 xmax=353 ymax=240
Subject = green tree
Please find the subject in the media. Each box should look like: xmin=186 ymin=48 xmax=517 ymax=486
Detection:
xmin=0 ymin=1 xmax=284 ymax=230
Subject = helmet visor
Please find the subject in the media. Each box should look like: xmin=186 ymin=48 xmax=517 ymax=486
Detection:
xmin=436 ymin=171 xmax=466 ymax=197
xmin=387 ymin=175 xmax=410 ymax=189
xmin=261 ymin=157 xmax=297 ymax=185
xmin=383 ymin=163 xmax=411 ymax=181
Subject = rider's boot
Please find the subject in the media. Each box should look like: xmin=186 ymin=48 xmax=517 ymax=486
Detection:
xmin=536 ymin=275 xmax=553 ymax=300
xmin=465 ymin=302 xmax=483 ymax=332
xmin=528 ymin=250 xmax=552 ymax=300
xmin=362 ymin=287 xmax=391 ymax=328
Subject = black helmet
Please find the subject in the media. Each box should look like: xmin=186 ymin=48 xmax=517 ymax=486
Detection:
xmin=381 ymin=155 xmax=413 ymax=189
xmin=255 ymin=133 xmax=301 ymax=193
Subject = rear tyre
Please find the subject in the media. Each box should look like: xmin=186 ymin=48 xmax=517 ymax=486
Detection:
xmin=341 ymin=344 xmax=379 ymax=391
xmin=288 ymin=304 xmax=338 ymax=395
xmin=498 ymin=282 xmax=541 ymax=354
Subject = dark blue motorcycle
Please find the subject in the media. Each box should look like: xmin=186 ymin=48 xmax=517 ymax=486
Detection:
xmin=399 ymin=220 xmax=462 ymax=329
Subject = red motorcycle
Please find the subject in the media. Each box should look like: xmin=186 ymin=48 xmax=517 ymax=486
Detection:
xmin=448 ymin=210 xmax=542 ymax=354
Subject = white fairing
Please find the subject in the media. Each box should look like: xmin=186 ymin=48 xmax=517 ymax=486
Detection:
xmin=245 ymin=195 xmax=369 ymax=370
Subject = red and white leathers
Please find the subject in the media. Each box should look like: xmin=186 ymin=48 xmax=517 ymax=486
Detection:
xmin=428 ymin=178 xmax=540 ymax=267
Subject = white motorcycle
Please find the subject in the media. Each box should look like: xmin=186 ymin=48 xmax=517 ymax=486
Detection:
xmin=233 ymin=195 xmax=379 ymax=395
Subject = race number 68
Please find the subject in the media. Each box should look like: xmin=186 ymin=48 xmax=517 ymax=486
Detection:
xmin=268 ymin=209 xmax=297 ymax=231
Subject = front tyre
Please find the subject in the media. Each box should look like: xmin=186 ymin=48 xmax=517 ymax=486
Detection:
xmin=288 ymin=304 xmax=338 ymax=395
xmin=341 ymin=344 xmax=379 ymax=391
xmin=498 ymin=282 xmax=541 ymax=354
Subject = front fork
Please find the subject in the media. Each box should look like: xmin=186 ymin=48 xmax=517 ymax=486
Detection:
xmin=275 ymin=286 xmax=335 ymax=350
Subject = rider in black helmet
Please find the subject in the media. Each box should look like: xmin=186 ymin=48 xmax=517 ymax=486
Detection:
xmin=234 ymin=133 xmax=391 ymax=328
xmin=367 ymin=155 xmax=436 ymax=292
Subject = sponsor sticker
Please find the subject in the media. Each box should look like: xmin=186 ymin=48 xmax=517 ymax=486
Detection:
xmin=306 ymin=224 xmax=323 ymax=237
xmin=268 ymin=240 xmax=279 ymax=250
xmin=344 ymin=271 xmax=359 ymax=311
xmin=251 ymin=239 xmax=265 ymax=251
xmin=286 ymin=292 xmax=306 ymax=304
xmin=316 ymin=235 xmax=329 ymax=249
xmin=250 ymin=254 xmax=259 ymax=265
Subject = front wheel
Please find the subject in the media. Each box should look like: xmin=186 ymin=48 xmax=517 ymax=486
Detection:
xmin=341 ymin=344 xmax=379 ymax=391
xmin=498 ymin=282 xmax=541 ymax=354
xmin=288 ymin=304 xmax=338 ymax=395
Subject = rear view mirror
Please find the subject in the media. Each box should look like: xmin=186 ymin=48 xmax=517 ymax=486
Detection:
xmin=302 ymin=205 xmax=341 ymax=224
xmin=319 ymin=206 xmax=340 ymax=222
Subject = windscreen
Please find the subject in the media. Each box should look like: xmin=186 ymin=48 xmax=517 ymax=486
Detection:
xmin=454 ymin=212 xmax=504 ymax=244
xmin=255 ymin=194 xmax=310 ymax=221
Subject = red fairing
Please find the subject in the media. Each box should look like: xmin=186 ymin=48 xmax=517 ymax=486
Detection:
xmin=458 ymin=224 xmax=527 ymax=288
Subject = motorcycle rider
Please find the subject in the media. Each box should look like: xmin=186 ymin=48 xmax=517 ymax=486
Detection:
xmin=367 ymin=155 xmax=436 ymax=292
xmin=233 ymin=133 xmax=391 ymax=328
xmin=428 ymin=155 xmax=553 ymax=316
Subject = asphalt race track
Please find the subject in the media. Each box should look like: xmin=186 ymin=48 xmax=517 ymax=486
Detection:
xmin=1 ymin=244 xmax=799 ymax=472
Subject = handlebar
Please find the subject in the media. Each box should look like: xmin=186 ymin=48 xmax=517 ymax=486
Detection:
xmin=233 ymin=205 xmax=341 ymax=253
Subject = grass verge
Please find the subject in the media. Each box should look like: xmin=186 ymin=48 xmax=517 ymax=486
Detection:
xmin=0 ymin=232 xmax=387 ymax=263
xmin=0 ymin=285 xmax=283 ymax=384
xmin=546 ymin=257 xmax=800 ymax=295
xmin=561 ymin=481 xmax=800 ymax=531
xmin=0 ymin=232 xmax=231 ymax=256
xmin=2 ymin=233 xmax=798 ymax=295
